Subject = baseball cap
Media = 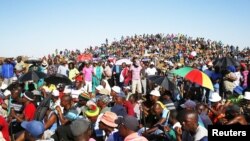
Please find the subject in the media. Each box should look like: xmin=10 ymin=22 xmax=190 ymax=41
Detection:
xmin=180 ymin=100 xmax=196 ymax=109
xmin=65 ymin=109 xmax=80 ymax=121
xmin=111 ymin=105 xmax=127 ymax=117
xmin=21 ymin=120 xmax=45 ymax=138
xmin=117 ymin=91 xmax=126 ymax=98
xmin=115 ymin=115 xmax=139 ymax=131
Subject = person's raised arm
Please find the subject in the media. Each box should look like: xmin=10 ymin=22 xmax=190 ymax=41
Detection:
xmin=44 ymin=112 xmax=57 ymax=129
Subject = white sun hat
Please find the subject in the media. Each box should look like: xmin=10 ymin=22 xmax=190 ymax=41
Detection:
xmin=150 ymin=90 xmax=161 ymax=97
xmin=243 ymin=91 xmax=250 ymax=100
xmin=209 ymin=92 xmax=222 ymax=102
xmin=95 ymin=85 xmax=104 ymax=91
xmin=112 ymin=86 xmax=121 ymax=94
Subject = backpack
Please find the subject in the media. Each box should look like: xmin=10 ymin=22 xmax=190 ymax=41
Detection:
xmin=34 ymin=94 xmax=51 ymax=121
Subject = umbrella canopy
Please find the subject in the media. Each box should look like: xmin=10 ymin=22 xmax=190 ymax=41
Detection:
xmin=24 ymin=59 xmax=42 ymax=64
xmin=115 ymin=58 xmax=132 ymax=65
xmin=45 ymin=73 xmax=72 ymax=85
xmin=213 ymin=57 xmax=240 ymax=69
xmin=19 ymin=71 xmax=47 ymax=82
xmin=171 ymin=67 xmax=214 ymax=91
xmin=147 ymin=75 xmax=179 ymax=94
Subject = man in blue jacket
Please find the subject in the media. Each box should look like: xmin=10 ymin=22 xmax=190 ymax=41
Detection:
xmin=2 ymin=58 xmax=14 ymax=85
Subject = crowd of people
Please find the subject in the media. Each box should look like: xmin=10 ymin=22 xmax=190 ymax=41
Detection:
xmin=0 ymin=33 xmax=250 ymax=141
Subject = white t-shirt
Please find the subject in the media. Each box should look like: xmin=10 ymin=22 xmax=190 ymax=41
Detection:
xmin=194 ymin=125 xmax=208 ymax=141
xmin=57 ymin=65 xmax=69 ymax=76
xmin=71 ymin=88 xmax=86 ymax=99
xmin=145 ymin=67 xmax=157 ymax=76
xmin=234 ymin=71 xmax=242 ymax=86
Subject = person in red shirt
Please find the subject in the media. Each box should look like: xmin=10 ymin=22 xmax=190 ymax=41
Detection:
xmin=114 ymin=91 xmax=135 ymax=116
xmin=57 ymin=83 xmax=65 ymax=99
xmin=121 ymin=63 xmax=132 ymax=86
xmin=11 ymin=91 xmax=36 ymax=122
xmin=0 ymin=115 xmax=10 ymax=141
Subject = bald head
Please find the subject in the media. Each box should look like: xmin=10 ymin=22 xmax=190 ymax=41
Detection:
xmin=62 ymin=95 xmax=72 ymax=102
xmin=61 ymin=95 xmax=72 ymax=108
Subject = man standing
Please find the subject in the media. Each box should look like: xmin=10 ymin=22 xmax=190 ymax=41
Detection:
xmin=130 ymin=60 xmax=142 ymax=97
xmin=15 ymin=56 xmax=25 ymax=78
xmin=82 ymin=62 xmax=94 ymax=94
xmin=115 ymin=116 xmax=148 ymax=141
xmin=103 ymin=61 xmax=113 ymax=87
xmin=2 ymin=58 xmax=14 ymax=85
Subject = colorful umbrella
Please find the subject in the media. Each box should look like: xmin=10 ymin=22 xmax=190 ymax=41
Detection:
xmin=171 ymin=67 xmax=214 ymax=91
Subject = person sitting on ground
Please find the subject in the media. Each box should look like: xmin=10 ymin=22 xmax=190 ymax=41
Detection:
xmin=97 ymin=95 xmax=111 ymax=114
xmin=19 ymin=120 xmax=47 ymax=141
xmin=75 ymin=92 xmax=91 ymax=116
xmin=141 ymin=101 xmax=170 ymax=137
xmin=222 ymin=105 xmax=248 ymax=125
xmin=114 ymin=91 xmax=135 ymax=116
xmin=55 ymin=95 xmax=75 ymax=125
xmin=0 ymin=115 xmax=10 ymax=141
xmin=70 ymin=118 xmax=96 ymax=141
xmin=195 ymin=103 xmax=212 ymax=129
xmin=206 ymin=92 xmax=226 ymax=124
xmin=85 ymin=101 xmax=103 ymax=141
xmin=160 ymin=91 xmax=176 ymax=111
xmin=99 ymin=111 xmax=118 ymax=141
xmin=142 ymin=89 xmax=161 ymax=117
xmin=176 ymin=110 xmax=208 ymax=141
xmin=115 ymin=115 xmax=148 ymax=141
xmin=10 ymin=91 xmax=36 ymax=123
xmin=52 ymin=109 xmax=80 ymax=141
xmin=163 ymin=110 xmax=181 ymax=141
xmin=128 ymin=94 xmax=141 ymax=120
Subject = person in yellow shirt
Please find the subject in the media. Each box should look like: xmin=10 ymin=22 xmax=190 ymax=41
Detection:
xmin=68 ymin=62 xmax=79 ymax=81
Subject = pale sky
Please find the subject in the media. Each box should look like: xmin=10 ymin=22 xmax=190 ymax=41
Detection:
xmin=0 ymin=0 xmax=249 ymax=58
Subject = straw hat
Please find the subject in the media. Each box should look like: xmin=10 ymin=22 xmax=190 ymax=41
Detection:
xmin=100 ymin=111 xmax=118 ymax=128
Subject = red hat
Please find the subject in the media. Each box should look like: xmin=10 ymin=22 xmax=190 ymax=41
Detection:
xmin=75 ymin=75 xmax=83 ymax=82
xmin=241 ymin=63 xmax=247 ymax=69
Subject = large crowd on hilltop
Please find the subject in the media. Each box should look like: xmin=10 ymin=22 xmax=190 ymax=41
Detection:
xmin=0 ymin=33 xmax=250 ymax=141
